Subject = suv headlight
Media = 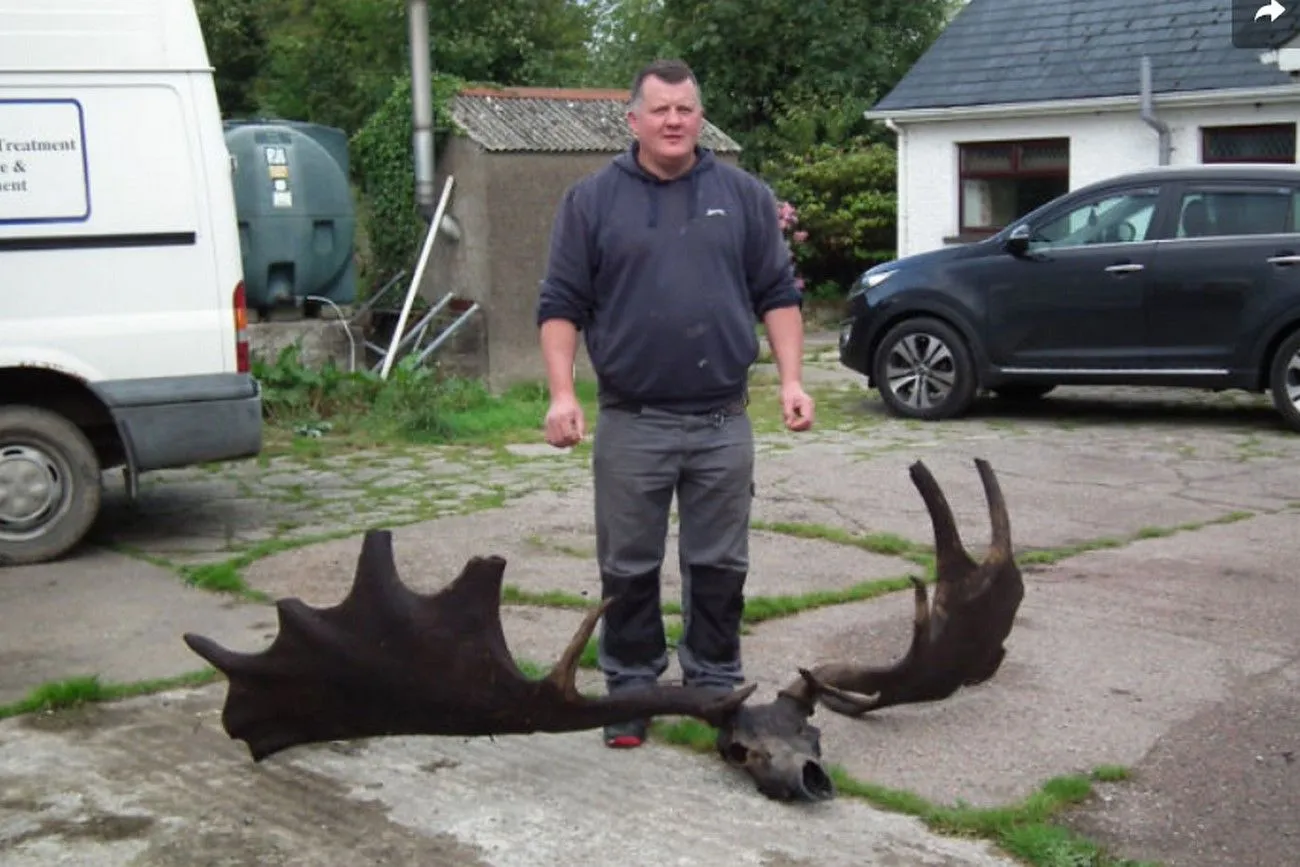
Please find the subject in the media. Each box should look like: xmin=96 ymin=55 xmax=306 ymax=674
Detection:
xmin=849 ymin=268 xmax=896 ymax=299
xmin=865 ymin=269 xmax=896 ymax=289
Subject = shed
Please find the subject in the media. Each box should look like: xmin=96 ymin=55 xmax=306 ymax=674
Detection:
xmin=420 ymin=86 xmax=743 ymax=389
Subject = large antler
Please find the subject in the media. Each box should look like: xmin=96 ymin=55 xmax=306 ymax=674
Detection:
xmin=183 ymin=530 xmax=754 ymax=761
xmin=789 ymin=457 xmax=1024 ymax=715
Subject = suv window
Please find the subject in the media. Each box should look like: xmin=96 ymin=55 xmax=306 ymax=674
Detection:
xmin=1175 ymin=187 xmax=1297 ymax=238
xmin=1029 ymin=188 xmax=1159 ymax=250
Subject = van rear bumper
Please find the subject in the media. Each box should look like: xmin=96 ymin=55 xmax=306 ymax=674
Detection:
xmin=94 ymin=373 xmax=263 ymax=471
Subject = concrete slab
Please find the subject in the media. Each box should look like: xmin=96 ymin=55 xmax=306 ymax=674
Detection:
xmin=241 ymin=488 xmax=916 ymax=609
xmin=0 ymin=549 xmax=272 ymax=706
xmin=752 ymin=441 xmax=1291 ymax=551
xmin=0 ymin=687 xmax=1016 ymax=867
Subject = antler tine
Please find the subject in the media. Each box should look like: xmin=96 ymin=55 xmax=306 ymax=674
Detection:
xmin=184 ymin=529 xmax=755 ymax=761
xmin=779 ymin=459 xmax=1024 ymax=720
xmin=909 ymin=459 xmax=977 ymax=581
xmin=975 ymin=456 xmax=1013 ymax=565
xmin=546 ymin=598 xmax=613 ymax=699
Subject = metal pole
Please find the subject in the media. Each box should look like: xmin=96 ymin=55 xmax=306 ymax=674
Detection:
xmin=379 ymin=175 xmax=454 ymax=379
xmin=407 ymin=0 xmax=436 ymax=220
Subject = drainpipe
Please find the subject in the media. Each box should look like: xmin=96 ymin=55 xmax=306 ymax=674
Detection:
xmin=407 ymin=0 xmax=436 ymax=220
xmin=1139 ymin=56 xmax=1172 ymax=166
xmin=883 ymin=117 xmax=908 ymax=257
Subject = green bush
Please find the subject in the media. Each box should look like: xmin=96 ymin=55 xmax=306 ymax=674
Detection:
xmin=251 ymin=344 xmax=564 ymax=444
xmin=765 ymin=141 xmax=898 ymax=296
xmin=349 ymin=73 xmax=466 ymax=290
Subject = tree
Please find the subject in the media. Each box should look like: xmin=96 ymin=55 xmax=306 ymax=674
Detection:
xmin=255 ymin=0 xmax=597 ymax=134
xmin=660 ymin=0 xmax=957 ymax=166
xmin=194 ymin=0 xmax=267 ymax=118
xmin=583 ymin=0 xmax=682 ymax=88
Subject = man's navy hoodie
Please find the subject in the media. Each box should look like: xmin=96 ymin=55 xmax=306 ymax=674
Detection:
xmin=536 ymin=143 xmax=802 ymax=414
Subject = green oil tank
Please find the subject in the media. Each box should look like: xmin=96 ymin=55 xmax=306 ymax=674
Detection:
xmin=223 ymin=119 xmax=357 ymax=315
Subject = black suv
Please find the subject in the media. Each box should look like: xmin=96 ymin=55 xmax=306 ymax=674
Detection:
xmin=838 ymin=164 xmax=1300 ymax=431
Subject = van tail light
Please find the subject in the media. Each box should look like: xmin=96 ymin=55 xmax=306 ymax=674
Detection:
xmin=233 ymin=281 xmax=250 ymax=373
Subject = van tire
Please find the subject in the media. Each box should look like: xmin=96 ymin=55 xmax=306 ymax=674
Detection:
xmin=0 ymin=406 xmax=102 ymax=565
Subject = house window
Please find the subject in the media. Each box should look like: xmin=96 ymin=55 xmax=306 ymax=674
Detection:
xmin=958 ymin=138 xmax=1070 ymax=235
xmin=1201 ymin=124 xmax=1296 ymax=164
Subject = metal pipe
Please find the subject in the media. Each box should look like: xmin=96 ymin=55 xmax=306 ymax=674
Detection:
xmin=407 ymin=0 xmax=436 ymax=219
xmin=379 ymin=176 xmax=454 ymax=379
xmin=1139 ymin=56 xmax=1172 ymax=166
xmin=413 ymin=302 xmax=480 ymax=366
xmin=883 ymin=117 xmax=907 ymax=256
xmin=304 ymin=295 xmax=357 ymax=373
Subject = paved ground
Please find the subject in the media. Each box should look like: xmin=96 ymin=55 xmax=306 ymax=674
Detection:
xmin=2 ymin=343 xmax=1298 ymax=866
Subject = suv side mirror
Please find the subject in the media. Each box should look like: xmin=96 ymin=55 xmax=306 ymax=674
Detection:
xmin=1004 ymin=223 xmax=1031 ymax=256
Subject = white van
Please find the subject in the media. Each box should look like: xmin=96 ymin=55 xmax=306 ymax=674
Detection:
xmin=0 ymin=0 xmax=261 ymax=565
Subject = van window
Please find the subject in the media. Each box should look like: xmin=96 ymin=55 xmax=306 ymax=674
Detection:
xmin=1176 ymin=188 xmax=1296 ymax=238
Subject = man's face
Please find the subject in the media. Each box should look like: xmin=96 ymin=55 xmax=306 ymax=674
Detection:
xmin=628 ymin=75 xmax=703 ymax=167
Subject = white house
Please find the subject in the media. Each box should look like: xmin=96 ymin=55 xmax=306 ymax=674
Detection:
xmin=867 ymin=0 xmax=1300 ymax=258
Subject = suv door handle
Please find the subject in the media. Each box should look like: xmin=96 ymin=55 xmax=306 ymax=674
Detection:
xmin=1104 ymin=263 xmax=1144 ymax=274
xmin=1266 ymin=254 xmax=1300 ymax=265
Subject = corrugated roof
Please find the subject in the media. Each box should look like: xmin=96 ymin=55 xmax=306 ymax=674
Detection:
xmin=873 ymin=0 xmax=1300 ymax=113
xmin=449 ymin=87 xmax=743 ymax=153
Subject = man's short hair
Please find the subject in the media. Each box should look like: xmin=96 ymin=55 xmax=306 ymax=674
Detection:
xmin=630 ymin=59 xmax=700 ymax=107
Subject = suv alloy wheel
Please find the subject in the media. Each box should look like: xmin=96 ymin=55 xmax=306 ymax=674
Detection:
xmin=872 ymin=317 xmax=977 ymax=421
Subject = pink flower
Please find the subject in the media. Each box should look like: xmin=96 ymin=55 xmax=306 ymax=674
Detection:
xmin=792 ymin=230 xmax=808 ymax=243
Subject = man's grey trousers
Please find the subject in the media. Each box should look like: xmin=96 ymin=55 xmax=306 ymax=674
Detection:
xmin=592 ymin=404 xmax=754 ymax=693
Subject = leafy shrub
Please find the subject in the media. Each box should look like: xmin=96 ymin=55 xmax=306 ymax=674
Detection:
xmin=349 ymin=73 xmax=465 ymax=290
xmin=765 ymin=141 xmax=898 ymax=296
xmin=251 ymin=344 xmax=562 ymax=444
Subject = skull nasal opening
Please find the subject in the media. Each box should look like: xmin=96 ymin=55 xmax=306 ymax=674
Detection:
xmin=801 ymin=760 xmax=835 ymax=801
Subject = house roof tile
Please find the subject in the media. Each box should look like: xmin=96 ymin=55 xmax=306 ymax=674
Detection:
xmin=449 ymin=86 xmax=743 ymax=153
xmin=873 ymin=0 xmax=1300 ymax=112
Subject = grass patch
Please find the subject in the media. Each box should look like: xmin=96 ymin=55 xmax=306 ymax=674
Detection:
xmin=742 ymin=575 xmax=919 ymax=623
xmin=1090 ymin=764 xmax=1133 ymax=783
xmin=755 ymin=511 xmax=1254 ymax=577
xmin=751 ymin=520 xmax=930 ymax=568
xmin=502 ymin=586 xmax=596 ymax=610
xmin=0 ymin=670 xmax=219 ymax=721
xmin=254 ymin=345 xmax=600 ymax=451
xmin=1019 ymin=511 xmax=1255 ymax=567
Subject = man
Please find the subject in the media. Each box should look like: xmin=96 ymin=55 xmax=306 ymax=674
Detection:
xmin=535 ymin=58 xmax=814 ymax=749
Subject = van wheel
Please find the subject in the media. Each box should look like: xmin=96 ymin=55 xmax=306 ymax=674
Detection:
xmin=872 ymin=317 xmax=977 ymax=421
xmin=1268 ymin=330 xmax=1300 ymax=433
xmin=0 ymin=406 xmax=102 ymax=565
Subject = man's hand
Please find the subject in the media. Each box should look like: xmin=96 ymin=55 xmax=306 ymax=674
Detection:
xmin=544 ymin=394 xmax=586 ymax=448
xmin=781 ymin=382 xmax=814 ymax=432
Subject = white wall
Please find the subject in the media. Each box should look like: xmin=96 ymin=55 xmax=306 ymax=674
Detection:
xmin=892 ymin=100 xmax=1300 ymax=258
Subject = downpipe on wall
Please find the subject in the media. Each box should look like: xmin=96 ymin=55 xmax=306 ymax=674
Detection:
xmin=407 ymin=0 xmax=436 ymax=221
xmin=883 ymin=117 xmax=907 ymax=257
xmin=1140 ymin=56 xmax=1172 ymax=166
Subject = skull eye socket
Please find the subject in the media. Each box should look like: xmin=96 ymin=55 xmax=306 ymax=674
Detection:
xmin=724 ymin=742 xmax=750 ymax=764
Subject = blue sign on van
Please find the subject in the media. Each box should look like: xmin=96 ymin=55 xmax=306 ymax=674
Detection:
xmin=0 ymin=98 xmax=91 ymax=225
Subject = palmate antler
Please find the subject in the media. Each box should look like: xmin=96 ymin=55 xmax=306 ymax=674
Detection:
xmin=792 ymin=456 xmax=1024 ymax=714
xmin=183 ymin=530 xmax=754 ymax=762
xmin=715 ymin=458 xmax=1024 ymax=801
